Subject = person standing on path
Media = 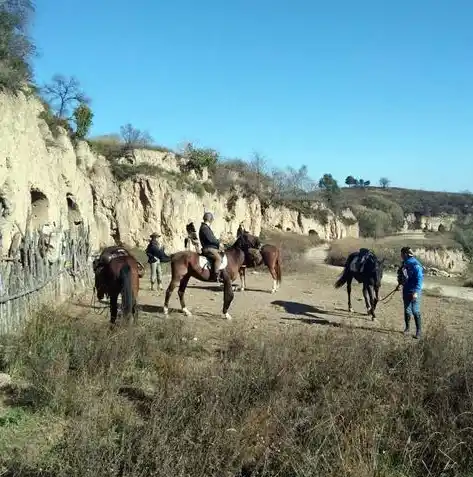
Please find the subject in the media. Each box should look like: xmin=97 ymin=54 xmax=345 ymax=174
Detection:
xmin=146 ymin=232 xmax=167 ymax=291
xmin=397 ymin=246 xmax=424 ymax=339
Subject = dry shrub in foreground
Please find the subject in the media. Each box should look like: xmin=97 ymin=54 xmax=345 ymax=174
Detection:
xmin=2 ymin=308 xmax=473 ymax=476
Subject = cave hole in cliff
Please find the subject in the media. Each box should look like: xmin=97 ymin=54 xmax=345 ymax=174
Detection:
xmin=438 ymin=224 xmax=446 ymax=233
xmin=30 ymin=189 xmax=50 ymax=230
xmin=308 ymin=229 xmax=319 ymax=237
xmin=66 ymin=193 xmax=83 ymax=227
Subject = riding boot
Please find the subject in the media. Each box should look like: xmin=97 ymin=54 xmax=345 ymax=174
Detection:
xmin=404 ymin=314 xmax=410 ymax=334
xmin=413 ymin=314 xmax=422 ymax=339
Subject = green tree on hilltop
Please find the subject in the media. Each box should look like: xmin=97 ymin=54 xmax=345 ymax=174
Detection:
xmin=0 ymin=0 xmax=36 ymax=91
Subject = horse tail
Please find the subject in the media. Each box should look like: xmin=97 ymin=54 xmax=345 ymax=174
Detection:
xmin=275 ymin=248 xmax=282 ymax=283
xmin=120 ymin=263 xmax=133 ymax=315
xmin=334 ymin=266 xmax=349 ymax=289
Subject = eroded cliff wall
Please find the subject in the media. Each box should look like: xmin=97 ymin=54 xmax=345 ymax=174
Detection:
xmin=0 ymin=92 xmax=359 ymax=254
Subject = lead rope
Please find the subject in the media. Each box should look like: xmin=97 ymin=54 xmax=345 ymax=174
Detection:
xmin=379 ymin=285 xmax=400 ymax=304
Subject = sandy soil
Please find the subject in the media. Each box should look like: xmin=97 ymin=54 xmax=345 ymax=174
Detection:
xmin=68 ymin=249 xmax=473 ymax=345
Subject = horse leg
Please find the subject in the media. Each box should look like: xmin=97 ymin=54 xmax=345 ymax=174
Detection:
xmin=347 ymin=277 xmax=354 ymax=312
xmin=222 ymin=272 xmax=234 ymax=320
xmin=362 ymin=283 xmax=371 ymax=316
xmin=268 ymin=266 xmax=278 ymax=294
xmin=163 ymin=279 xmax=179 ymax=315
xmin=132 ymin=300 xmax=138 ymax=324
xmin=239 ymin=267 xmax=246 ymax=291
xmin=373 ymin=284 xmax=380 ymax=313
xmin=178 ymin=274 xmax=192 ymax=317
xmin=110 ymin=292 xmax=119 ymax=326
xmin=367 ymin=285 xmax=376 ymax=320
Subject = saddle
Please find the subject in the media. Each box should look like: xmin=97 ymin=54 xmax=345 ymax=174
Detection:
xmin=93 ymin=247 xmax=129 ymax=272
xmin=350 ymin=250 xmax=373 ymax=274
xmin=198 ymin=251 xmax=227 ymax=271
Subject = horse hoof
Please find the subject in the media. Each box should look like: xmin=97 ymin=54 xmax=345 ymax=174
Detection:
xmin=271 ymin=289 xmax=277 ymax=294
xmin=182 ymin=307 xmax=192 ymax=317
xmin=349 ymin=308 xmax=354 ymax=313
xmin=163 ymin=306 xmax=169 ymax=315
xmin=223 ymin=312 xmax=232 ymax=320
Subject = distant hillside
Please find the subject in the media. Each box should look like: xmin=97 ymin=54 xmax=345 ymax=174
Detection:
xmin=339 ymin=187 xmax=473 ymax=218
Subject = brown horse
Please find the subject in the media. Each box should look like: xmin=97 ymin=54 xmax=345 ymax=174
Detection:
xmin=163 ymin=232 xmax=259 ymax=320
xmin=93 ymin=246 xmax=141 ymax=325
xmin=238 ymin=243 xmax=282 ymax=294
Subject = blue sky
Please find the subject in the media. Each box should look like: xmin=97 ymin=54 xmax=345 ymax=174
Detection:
xmin=32 ymin=0 xmax=473 ymax=192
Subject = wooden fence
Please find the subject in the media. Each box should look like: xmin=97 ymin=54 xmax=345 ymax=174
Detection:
xmin=0 ymin=224 xmax=91 ymax=334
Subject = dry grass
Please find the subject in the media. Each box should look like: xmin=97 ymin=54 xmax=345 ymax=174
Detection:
xmin=2 ymin=306 xmax=473 ymax=476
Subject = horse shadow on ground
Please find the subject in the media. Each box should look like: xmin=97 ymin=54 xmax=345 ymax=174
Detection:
xmin=189 ymin=284 xmax=272 ymax=294
xmin=139 ymin=303 xmax=165 ymax=314
xmin=271 ymin=300 xmax=400 ymax=336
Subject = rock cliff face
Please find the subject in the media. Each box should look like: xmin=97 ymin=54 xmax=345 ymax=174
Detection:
xmin=413 ymin=247 xmax=468 ymax=274
xmin=402 ymin=213 xmax=465 ymax=233
xmin=0 ymin=92 xmax=359 ymax=254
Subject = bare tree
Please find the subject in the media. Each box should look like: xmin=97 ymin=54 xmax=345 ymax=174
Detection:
xmin=42 ymin=74 xmax=90 ymax=118
xmin=120 ymin=123 xmax=153 ymax=149
xmin=248 ymin=151 xmax=268 ymax=194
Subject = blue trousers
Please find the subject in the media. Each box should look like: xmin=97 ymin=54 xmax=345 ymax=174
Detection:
xmin=403 ymin=292 xmax=422 ymax=335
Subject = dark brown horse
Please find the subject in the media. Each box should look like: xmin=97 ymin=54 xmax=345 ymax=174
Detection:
xmin=163 ymin=232 xmax=259 ymax=320
xmin=239 ymin=243 xmax=282 ymax=294
xmin=93 ymin=246 xmax=141 ymax=325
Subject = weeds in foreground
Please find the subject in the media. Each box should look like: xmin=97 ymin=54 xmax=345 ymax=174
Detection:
xmin=1 ymin=308 xmax=473 ymax=476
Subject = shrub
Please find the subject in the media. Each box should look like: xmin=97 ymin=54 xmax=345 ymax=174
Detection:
xmin=351 ymin=205 xmax=392 ymax=238
xmin=360 ymin=195 xmax=405 ymax=232
xmin=454 ymin=226 xmax=473 ymax=260
xmin=72 ymin=103 xmax=93 ymax=139
xmin=181 ymin=142 xmax=219 ymax=176
xmin=38 ymin=106 xmax=72 ymax=138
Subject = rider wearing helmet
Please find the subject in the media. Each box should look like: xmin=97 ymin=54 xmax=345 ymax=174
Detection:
xmin=199 ymin=212 xmax=222 ymax=281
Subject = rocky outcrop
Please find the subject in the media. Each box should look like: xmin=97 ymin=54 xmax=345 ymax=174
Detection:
xmin=0 ymin=91 xmax=359 ymax=254
xmin=413 ymin=247 xmax=468 ymax=274
xmin=402 ymin=213 xmax=464 ymax=233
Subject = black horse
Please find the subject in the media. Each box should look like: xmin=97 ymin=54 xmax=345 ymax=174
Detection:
xmin=334 ymin=249 xmax=385 ymax=320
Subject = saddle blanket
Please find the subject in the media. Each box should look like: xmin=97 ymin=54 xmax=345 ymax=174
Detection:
xmin=199 ymin=254 xmax=227 ymax=271
xmin=349 ymin=256 xmax=363 ymax=273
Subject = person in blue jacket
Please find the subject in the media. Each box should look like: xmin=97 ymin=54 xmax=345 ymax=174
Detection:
xmin=397 ymin=246 xmax=424 ymax=339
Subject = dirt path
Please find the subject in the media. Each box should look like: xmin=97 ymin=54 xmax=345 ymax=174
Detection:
xmin=69 ymin=256 xmax=473 ymax=347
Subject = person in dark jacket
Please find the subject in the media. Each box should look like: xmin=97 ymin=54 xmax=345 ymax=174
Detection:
xmin=146 ymin=232 xmax=167 ymax=291
xmin=199 ymin=212 xmax=222 ymax=281
xmin=397 ymin=246 xmax=424 ymax=339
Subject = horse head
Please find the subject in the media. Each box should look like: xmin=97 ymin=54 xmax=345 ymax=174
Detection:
xmin=233 ymin=231 xmax=261 ymax=252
